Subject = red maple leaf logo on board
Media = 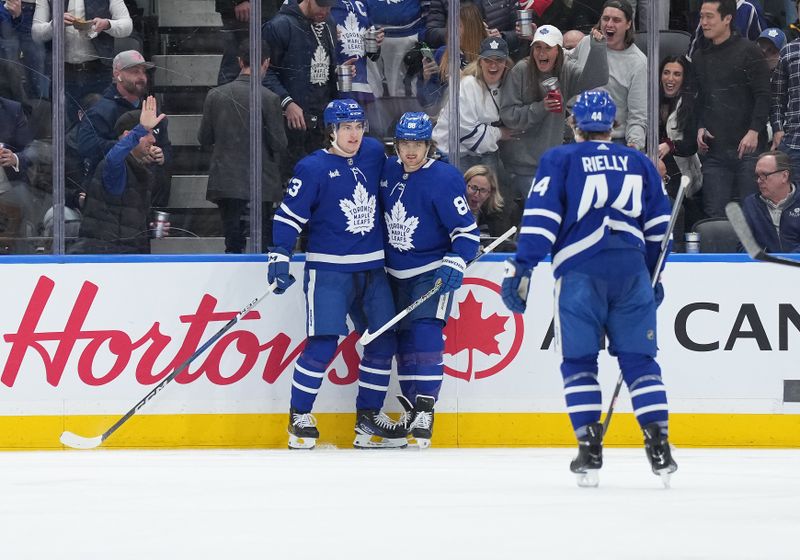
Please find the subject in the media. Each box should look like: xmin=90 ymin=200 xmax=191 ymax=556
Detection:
xmin=443 ymin=290 xmax=509 ymax=381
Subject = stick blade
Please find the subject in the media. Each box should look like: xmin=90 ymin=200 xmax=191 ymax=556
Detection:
xmin=724 ymin=202 xmax=762 ymax=259
xmin=60 ymin=431 xmax=103 ymax=450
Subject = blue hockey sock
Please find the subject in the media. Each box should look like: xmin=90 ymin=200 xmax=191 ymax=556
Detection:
xmin=290 ymin=335 xmax=338 ymax=413
xmin=561 ymin=356 xmax=602 ymax=438
xmin=618 ymin=352 xmax=669 ymax=432
xmin=398 ymin=320 xmax=444 ymax=402
xmin=356 ymin=331 xmax=396 ymax=411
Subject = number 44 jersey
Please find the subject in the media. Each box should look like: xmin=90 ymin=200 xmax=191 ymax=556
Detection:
xmin=380 ymin=157 xmax=480 ymax=279
xmin=517 ymin=140 xmax=673 ymax=279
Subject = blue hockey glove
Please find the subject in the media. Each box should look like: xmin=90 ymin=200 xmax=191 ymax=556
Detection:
xmin=434 ymin=253 xmax=466 ymax=293
xmin=501 ymin=258 xmax=532 ymax=314
xmin=267 ymin=247 xmax=295 ymax=295
xmin=654 ymin=281 xmax=664 ymax=308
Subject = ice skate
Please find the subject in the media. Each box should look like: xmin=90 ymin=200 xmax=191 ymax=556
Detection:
xmin=288 ymin=409 xmax=318 ymax=450
xmin=643 ymin=423 xmax=678 ymax=488
xmin=353 ymin=409 xmax=408 ymax=449
xmin=570 ymin=422 xmax=604 ymax=488
xmin=403 ymin=395 xmax=435 ymax=449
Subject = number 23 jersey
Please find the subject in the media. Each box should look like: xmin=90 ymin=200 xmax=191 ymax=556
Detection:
xmin=380 ymin=156 xmax=479 ymax=278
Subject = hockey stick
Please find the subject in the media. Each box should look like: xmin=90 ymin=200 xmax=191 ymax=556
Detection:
xmin=601 ymin=176 xmax=689 ymax=436
xmin=60 ymin=281 xmax=283 ymax=450
xmin=358 ymin=226 xmax=517 ymax=346
xmin=725 ymin=202 xmax=800 ymax=268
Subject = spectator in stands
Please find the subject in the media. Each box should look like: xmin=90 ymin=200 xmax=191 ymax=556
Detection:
xmin=366 ymin=0 xmax=424 ymax=97
xmin=425 ymin=0 xmax=521 ymax=58
xmin=463 ymin=164 xmax=517 ymax=251
xmin=73 ymin=98 xmax=166 ymax=254
xmin=0 ymin=95 xmax=37 ymax=245
xmin=432 ymin=37 xmax=514 ymax=174
xmin=517 ymin=0 xmax=577 ymax=38
xmin=687 ymin=0 xmax=766 ymax=59
xmin=331 ymin=0 xmax=383 ymax=106
xmin=2 ymin=0 xmax=47 ymax=99
xmin=32 ymin=0 xmax=133 ymax=122
xmin=418 ymin=2 xmax=486 ymax=111
xmin=569 ymin=0 xmax=647 ymax=151
xmin=563 ymin=29 xmax=585 ymax=52
xmin=742 ymin=150 xmax=800 ymax=252
xmin=788 ymin=0 xmax=800 ymax=42
xmin=693 ymin=0 xmax=771 ymax=218
xmin=77 ymin=50 xmax=173 ymax=207
xmin=772 ymin=20 xmax=800 ymax=179
xmin=757 ymin=27 xmax=786 ymax=70
xmin=501 ymin=24 xmax=608 ymax=203
xmin=262 ymin=0 xmax=337 ymax=183
xmin=658 ymin=55 xmax=702 ymax=242
xmin=198 ymin=40 xmax=287 ymax=253
xmin=215 ymin=1 xmax=282 ymax=85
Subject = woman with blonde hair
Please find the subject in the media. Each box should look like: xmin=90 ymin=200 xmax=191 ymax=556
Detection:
xmin=433 ymin=36 xmax=515 ymax=174
xmin=418 ymin=2 xmax=486 ymax=110
xmin=463 ymin=164 xmax=517 ymax=250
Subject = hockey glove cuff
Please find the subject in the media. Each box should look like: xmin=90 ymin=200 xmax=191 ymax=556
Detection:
xmin=501 ymin=258 xmax=532 ymax=314
xmin=267 ymin=247 xmax=295 ymax=294
xmin=434 ymin=253 xmax=466 ymax=293
xmin=654 ymin=281 xmax=664 ymax=309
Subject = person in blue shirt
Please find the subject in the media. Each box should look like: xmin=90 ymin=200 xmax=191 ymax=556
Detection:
xmin=268 ymin=99 xmax=406 ymax=450
xmin=380 ymin=112 xmax=480 ymax=449
xmin=501 ymin=90 xmax=678 ymax=487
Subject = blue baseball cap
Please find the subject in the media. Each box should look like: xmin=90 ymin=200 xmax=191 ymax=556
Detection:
xmin=758 ymin=28 xmax=787 ymax=51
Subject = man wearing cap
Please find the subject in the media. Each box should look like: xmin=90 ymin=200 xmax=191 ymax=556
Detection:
xmin=758 ymin=27 xmax=786 ymax=71
xmin=77 ymin=49 xmax=173 ymax=207
xmin=32 ymin=0 xmax=132 ymax=119
xmin=772 ymin=20 xmax=800 ymax=178
xmin=262 ymin=0 xmax=337 ymax=183
xmin=73 ymin=95 xmax=166 ymax=254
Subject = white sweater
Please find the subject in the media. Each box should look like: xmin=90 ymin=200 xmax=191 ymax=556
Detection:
xmin=432 ymin=75 xmax=502 ymax=155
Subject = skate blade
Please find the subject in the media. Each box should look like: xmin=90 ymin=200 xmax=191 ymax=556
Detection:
xmin=353 ymin=434 xmax=407 ymax=449
xmin=575 ymin=470 xmax=599 ymax=488
xmin=288 ymin=433 xmax=316 ymax=450
xmin=413 ymin=437 xmax=431 ymax=450
xmin=656 ymin=469 xmax=674 ymax=489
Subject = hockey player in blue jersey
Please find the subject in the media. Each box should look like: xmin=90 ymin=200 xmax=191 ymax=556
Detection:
xmin=268 ymin=99 xmax=407 ymax=450
xmin=501 ymin=90 xmax=678 ymax=486
xmin=381 ymin=112 xmax=480 ymax=448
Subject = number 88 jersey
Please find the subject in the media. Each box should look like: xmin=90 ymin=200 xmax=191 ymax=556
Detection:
xmin=380 ymin=156 xmax=480 ymax=279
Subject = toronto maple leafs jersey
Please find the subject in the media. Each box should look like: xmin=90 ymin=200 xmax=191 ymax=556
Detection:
xmin=273 ymin=136 xmax=386 ymax=271
xmin=516 ymin=140 xmax=672 ymax=278
xmin=381 ymin=157 xmax=480 ymax=278
xmin=367 ymin=0 xmax=424 ymax=38
xmin=332 ymin=0 xmax=374 ymax=100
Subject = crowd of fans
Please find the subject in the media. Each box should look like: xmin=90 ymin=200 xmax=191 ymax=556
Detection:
xmin=0 ymin=0 xmax=799 ymax=254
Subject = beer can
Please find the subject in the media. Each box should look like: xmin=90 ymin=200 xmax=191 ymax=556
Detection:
xmin=685 ymin=232 xmax=700 ymax=253
xmin=364 ymin=27 xmax=379 ymax=55
xmin=153 ymin=210 xmax=169 ymax=239
xmin=541 ymin=76 xmax=560 ymax=92
xmin=336 ymin=65 xmax=354 ymax=92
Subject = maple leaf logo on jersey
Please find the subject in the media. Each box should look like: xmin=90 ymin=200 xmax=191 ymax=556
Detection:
xmin=337 ymin=12 xmax=365 ymax=58
xmin=309 ymin=45 xmax=329 ymax=85
xmin=385 ymin=200 xmax=419 ymax=251
xmin=339 ymin=181 xmax=376 ymax=235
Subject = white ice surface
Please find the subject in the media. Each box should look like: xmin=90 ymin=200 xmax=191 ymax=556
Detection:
xmin=2 ymin=447 xmax=798 ymax=560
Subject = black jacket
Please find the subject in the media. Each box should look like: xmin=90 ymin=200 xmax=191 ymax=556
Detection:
xmin=691 ymin=33 xmax=771 ymax=154
xmin=425 ymin=0 xmax=519 ymax=55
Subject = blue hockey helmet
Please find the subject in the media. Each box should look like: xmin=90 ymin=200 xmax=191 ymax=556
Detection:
xmin=572 ymin=89 xmax=616 ymax=132
xmin=323 ymin=99 xmax=366 ymax=128
xmin=395 ymin=112 xmax=433 ymax=141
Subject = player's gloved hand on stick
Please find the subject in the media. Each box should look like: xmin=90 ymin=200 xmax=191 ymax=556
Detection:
xmin=267 ymin=247 xmax=295 ymax=294
xmin=654 ymin=281 xmax=664 ymax=308
xmin=501 ymin=258 xmax=532 ymax=314
xmin=434 ymin=253 xmax=466 ymax=293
